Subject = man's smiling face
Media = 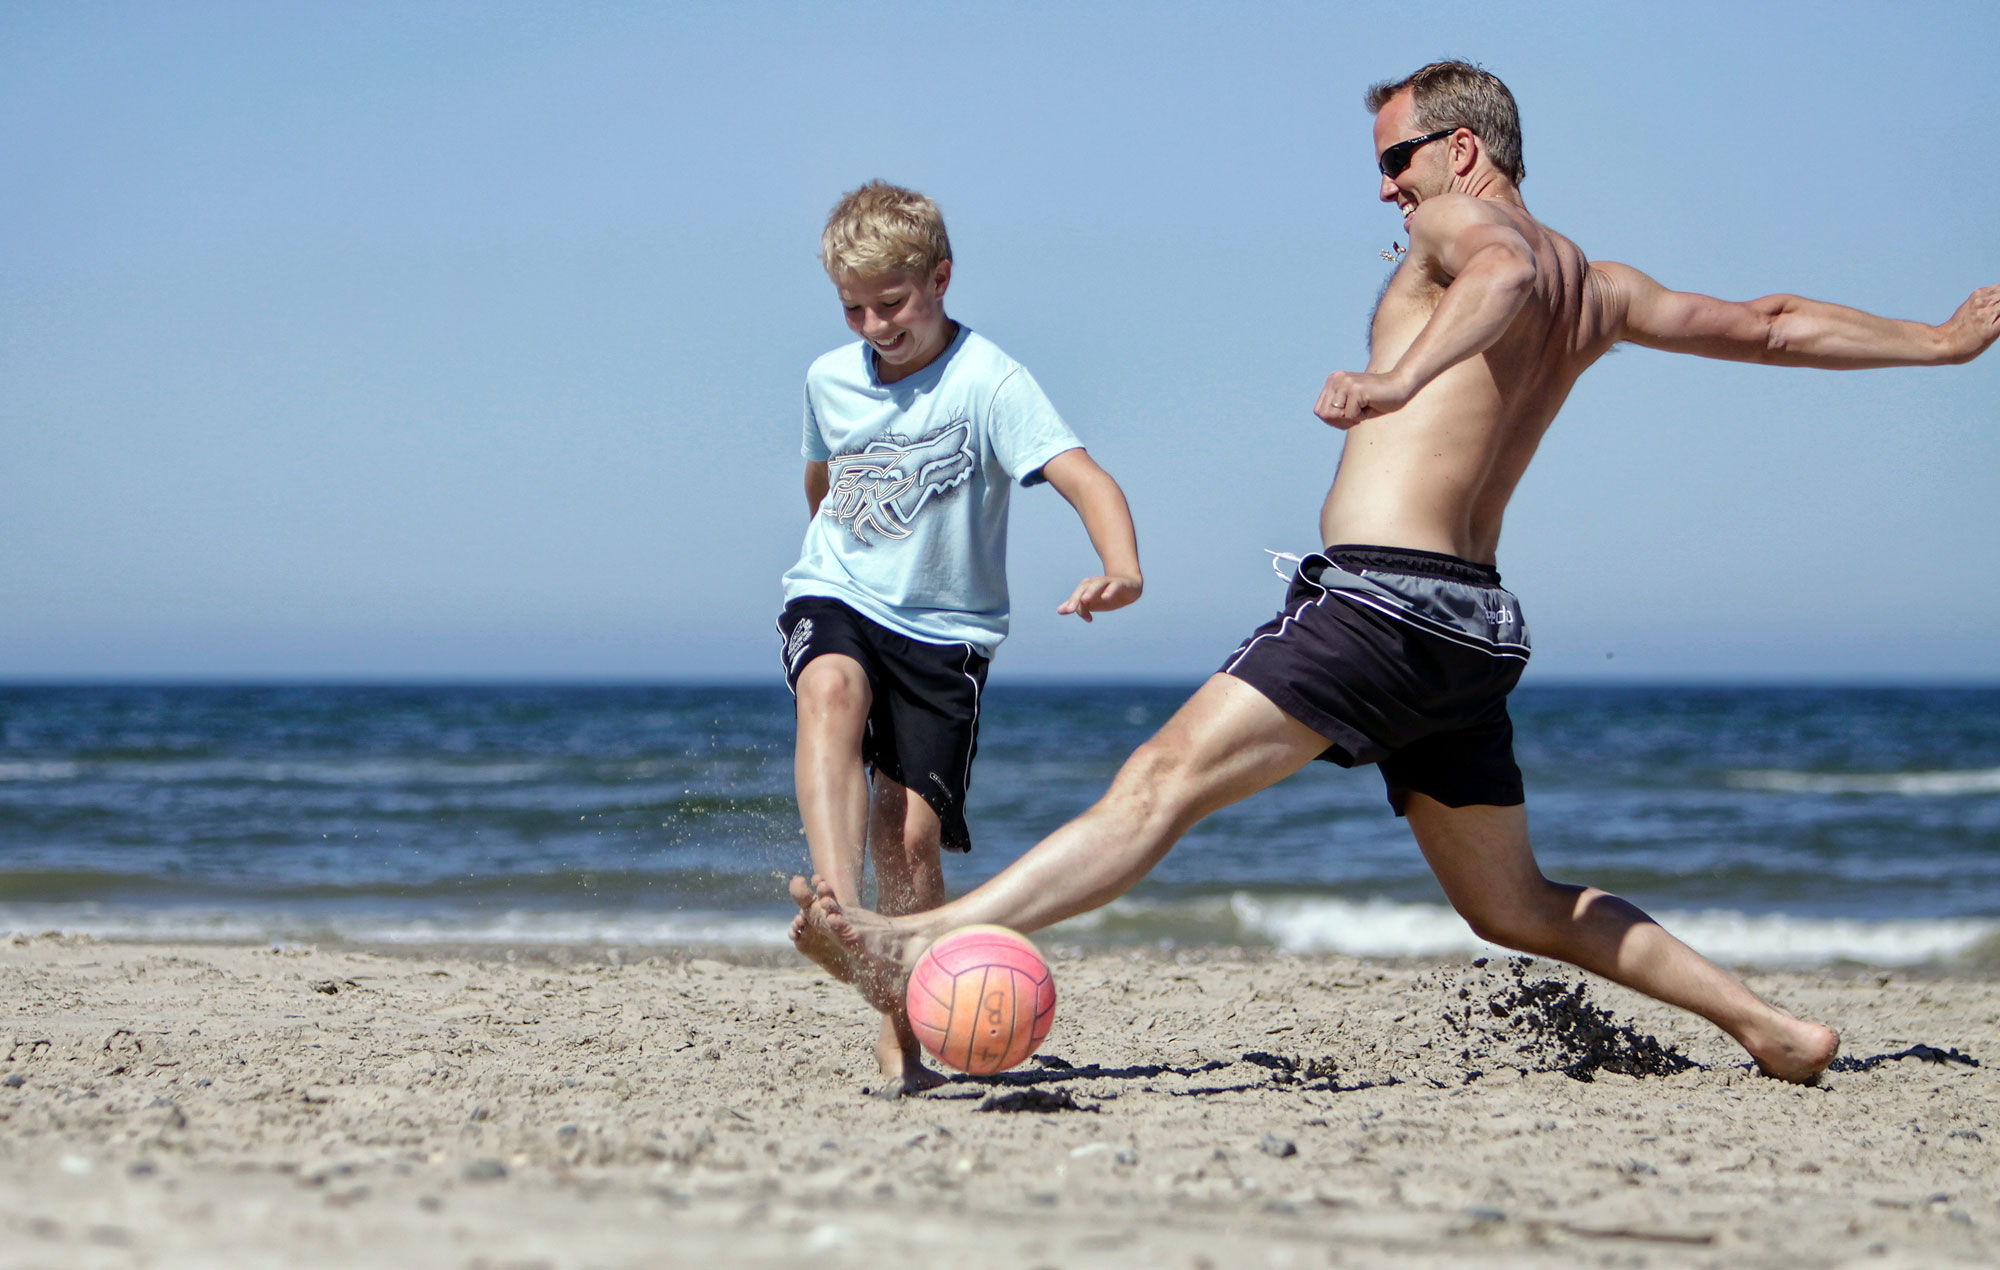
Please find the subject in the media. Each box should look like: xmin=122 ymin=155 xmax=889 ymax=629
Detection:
xmin=1373 ymin=88 xmax=1452 ymax=230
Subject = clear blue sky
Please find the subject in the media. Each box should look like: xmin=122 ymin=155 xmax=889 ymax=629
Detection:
xmin=5 ymin=1 xmax=1996 ymax=682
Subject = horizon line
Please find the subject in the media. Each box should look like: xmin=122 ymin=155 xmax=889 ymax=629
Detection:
xmin=3 ymin=674 xmax=1998 ymax=690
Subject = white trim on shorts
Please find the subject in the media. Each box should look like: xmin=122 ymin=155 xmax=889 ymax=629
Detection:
xmin=1221 ymin=588 xmax=1337 ymax=676
xmin=774 ymin=615 xmax=796 ymax=696
xmin=956 ymin=641 xmax=982 ymax=800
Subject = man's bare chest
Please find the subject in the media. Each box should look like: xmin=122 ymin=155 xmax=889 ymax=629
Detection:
xmin=1368 ymin=266 xmax=1444 ymax=355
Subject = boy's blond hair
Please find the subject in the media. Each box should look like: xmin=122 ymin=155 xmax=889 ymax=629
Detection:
xmin=819 ymin=181 xmax=953 ymax=281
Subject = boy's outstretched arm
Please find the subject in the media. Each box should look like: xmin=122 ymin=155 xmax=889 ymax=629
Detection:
xmin=1599 ymin=263 xmax=2000 ymax=368
xmin=1039 ymin=448 xmax=1143 ymax=622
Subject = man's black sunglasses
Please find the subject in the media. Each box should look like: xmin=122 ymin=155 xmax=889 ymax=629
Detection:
xmin=1377 ymin=127 xmax=1457 ymax=178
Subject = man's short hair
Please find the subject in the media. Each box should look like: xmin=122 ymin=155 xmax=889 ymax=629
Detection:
xmin=819 ymin=181 xmax=953 ymax=280
xmin=1365 ymin=61 xmax=1525 ymax=186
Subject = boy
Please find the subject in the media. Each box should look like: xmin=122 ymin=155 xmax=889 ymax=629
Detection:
xmin=777 ymin=181 xmax=1143 ymax=1095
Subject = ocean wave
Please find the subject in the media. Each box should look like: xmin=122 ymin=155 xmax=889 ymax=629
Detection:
xmin=6 ymin=757 xmax=765 ymax=790
xmin=0 ymin=758 xmax=559 ymax=786
xmin=0 ymin=761 xmax=83 ymax=782
xmin=1069 ymin=893 xmax=1997 ymax=967
xmin=1728 ymin=766 xmax=2000 ymax=796
xmin=5 ymin=895 xmax=1993 ymax=968
xmin=113 ymin=759 xmax=558 ymax=785
xmin=0 ymin=903 xmax=791 ymax=948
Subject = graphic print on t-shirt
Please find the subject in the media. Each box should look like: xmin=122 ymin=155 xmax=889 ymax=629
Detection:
xmin=823 ymin=421 xmax=975 ymax=544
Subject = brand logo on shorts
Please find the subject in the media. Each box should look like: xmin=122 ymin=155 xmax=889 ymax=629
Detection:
xmin=786 ymin=618 xmax=814 ymax=672
xmin=1486 ymin=605 xmax=1516 ymax=627
xmin=824 ymin=421 xmax=975 ymax=544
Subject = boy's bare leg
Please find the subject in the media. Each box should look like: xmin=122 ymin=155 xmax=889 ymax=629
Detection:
xmin=792 ymin=674 xmax=1333 ymax=1012
xmin=864 ymin=778 xmax=950 ymax=1095
xmin=788 ymin=654 xmax=873 ymax=976
xmin=1401 ymin=795 xmax=1840 ymax=1083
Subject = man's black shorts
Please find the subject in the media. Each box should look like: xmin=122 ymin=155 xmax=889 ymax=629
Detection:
xmin=777 ymin=596 xmax=990 ymax=852
xmin=1220 ymin=545 xmax=1532 ymax=815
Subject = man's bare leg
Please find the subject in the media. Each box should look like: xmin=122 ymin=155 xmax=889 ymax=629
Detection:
xmin=787 ymin=654 xmax=872 ymax=977
xmin=1402 ymin=795 xmax=1840 ymax=1083
xmin=796 ymin=674 xmax=1333 ymax=1013
xmin=863 ymin=777 xmax=949 ymax=1096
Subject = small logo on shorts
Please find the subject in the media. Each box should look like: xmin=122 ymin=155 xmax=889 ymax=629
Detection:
xmin=786 ymin=619 xmax=814 ymax=672
xmin=1486 ymin=605 xmax=1515 ymax=627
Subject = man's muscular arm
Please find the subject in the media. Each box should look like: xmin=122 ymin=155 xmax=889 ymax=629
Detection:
xmin=1600 ymin=262 xmax=2000 ymax=368
xmin=1316 ymin=195 xmax=1537 ymax=428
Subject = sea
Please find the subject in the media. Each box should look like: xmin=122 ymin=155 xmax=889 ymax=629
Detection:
xmin=2 ymin=682 xmax=1997 ymax=969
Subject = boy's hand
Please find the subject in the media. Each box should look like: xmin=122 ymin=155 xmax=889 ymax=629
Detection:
xmin=1058 ymin=575 xmax=1143 ymax=622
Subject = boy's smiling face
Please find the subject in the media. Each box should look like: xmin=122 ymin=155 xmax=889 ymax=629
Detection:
xmin=837 ymin=261 xmax=954 ymax=383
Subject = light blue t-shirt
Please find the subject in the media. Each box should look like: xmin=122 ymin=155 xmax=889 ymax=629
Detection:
xmin=782 ymin=325 xmax=1082 ymax=657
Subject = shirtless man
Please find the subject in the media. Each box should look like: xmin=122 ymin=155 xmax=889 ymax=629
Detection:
xmin=789 ymin=61 xmax=2000 ymax=1083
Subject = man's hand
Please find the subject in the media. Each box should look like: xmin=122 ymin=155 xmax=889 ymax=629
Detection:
xmin=1938 ymin=284 xmax=2000 ymax=364
xmin=1057 ymin=574 xmax=1142 ymax=622
xmin=1315 ymin=369 xmax=1412 ymax=429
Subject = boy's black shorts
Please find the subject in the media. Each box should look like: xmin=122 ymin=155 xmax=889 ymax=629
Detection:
xmin=777 ymin=596 xmax=990 ymax=852
xmin=1220 ymin=545 xmax=1532 ymax=816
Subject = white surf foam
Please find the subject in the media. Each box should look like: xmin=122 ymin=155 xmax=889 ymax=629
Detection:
xmin=1728 ymin=766 xmax=2000 ymax=796
xmin=1215 ymin=893 xmax=1996 ymax=966
xmin=0 ymin=904 xmax=791 ymax=949
xmin=6 ymin=896 xmax=1992 ymax=968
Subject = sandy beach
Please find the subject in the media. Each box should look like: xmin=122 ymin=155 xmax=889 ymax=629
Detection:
xmin=2 ymin=932 xmax=1995 ymax=1269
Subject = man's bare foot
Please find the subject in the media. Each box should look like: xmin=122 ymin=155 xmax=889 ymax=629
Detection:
xmin=807 ymin=891 xmax=930 ymax=1017
xmin=1745 ymin=1012 xmax=1841 ymax=1084
xmin=786 ymin=875 xmax=855 ymax=982
xmin=870 ymin=1017 xmax=949 ymax=1100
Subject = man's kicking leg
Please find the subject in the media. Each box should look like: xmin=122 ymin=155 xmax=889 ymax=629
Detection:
xmin=1402 ymin=795 xmax=1840 ymax=1083
xmin=794 ymin=671 xmax=1840 ymax=1084
xmin=793 ymin=673 xmax=1333 ymax=1012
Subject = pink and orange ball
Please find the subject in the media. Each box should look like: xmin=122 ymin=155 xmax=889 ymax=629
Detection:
xmin=904 ymin=924 xmax=1057 ymax=1075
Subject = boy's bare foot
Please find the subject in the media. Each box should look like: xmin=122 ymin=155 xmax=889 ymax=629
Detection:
xmin=786 ymin=875 xmax=855 ymax=982
xmin=871 ymin=1017 xmax=949 ymax=1100
xmin=807 ymin=891 xmax=930 ymax=1017
xmin=1745 ymin=1013 xmax=1841 ymax=1084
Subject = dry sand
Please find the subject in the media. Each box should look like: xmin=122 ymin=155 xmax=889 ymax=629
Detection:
xmin=3 ymin=931 xmax=1996 ymax=1269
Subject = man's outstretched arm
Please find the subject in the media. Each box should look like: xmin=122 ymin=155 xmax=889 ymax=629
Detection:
xmin=1599 ymin=262 xmax=2000 ymax=368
